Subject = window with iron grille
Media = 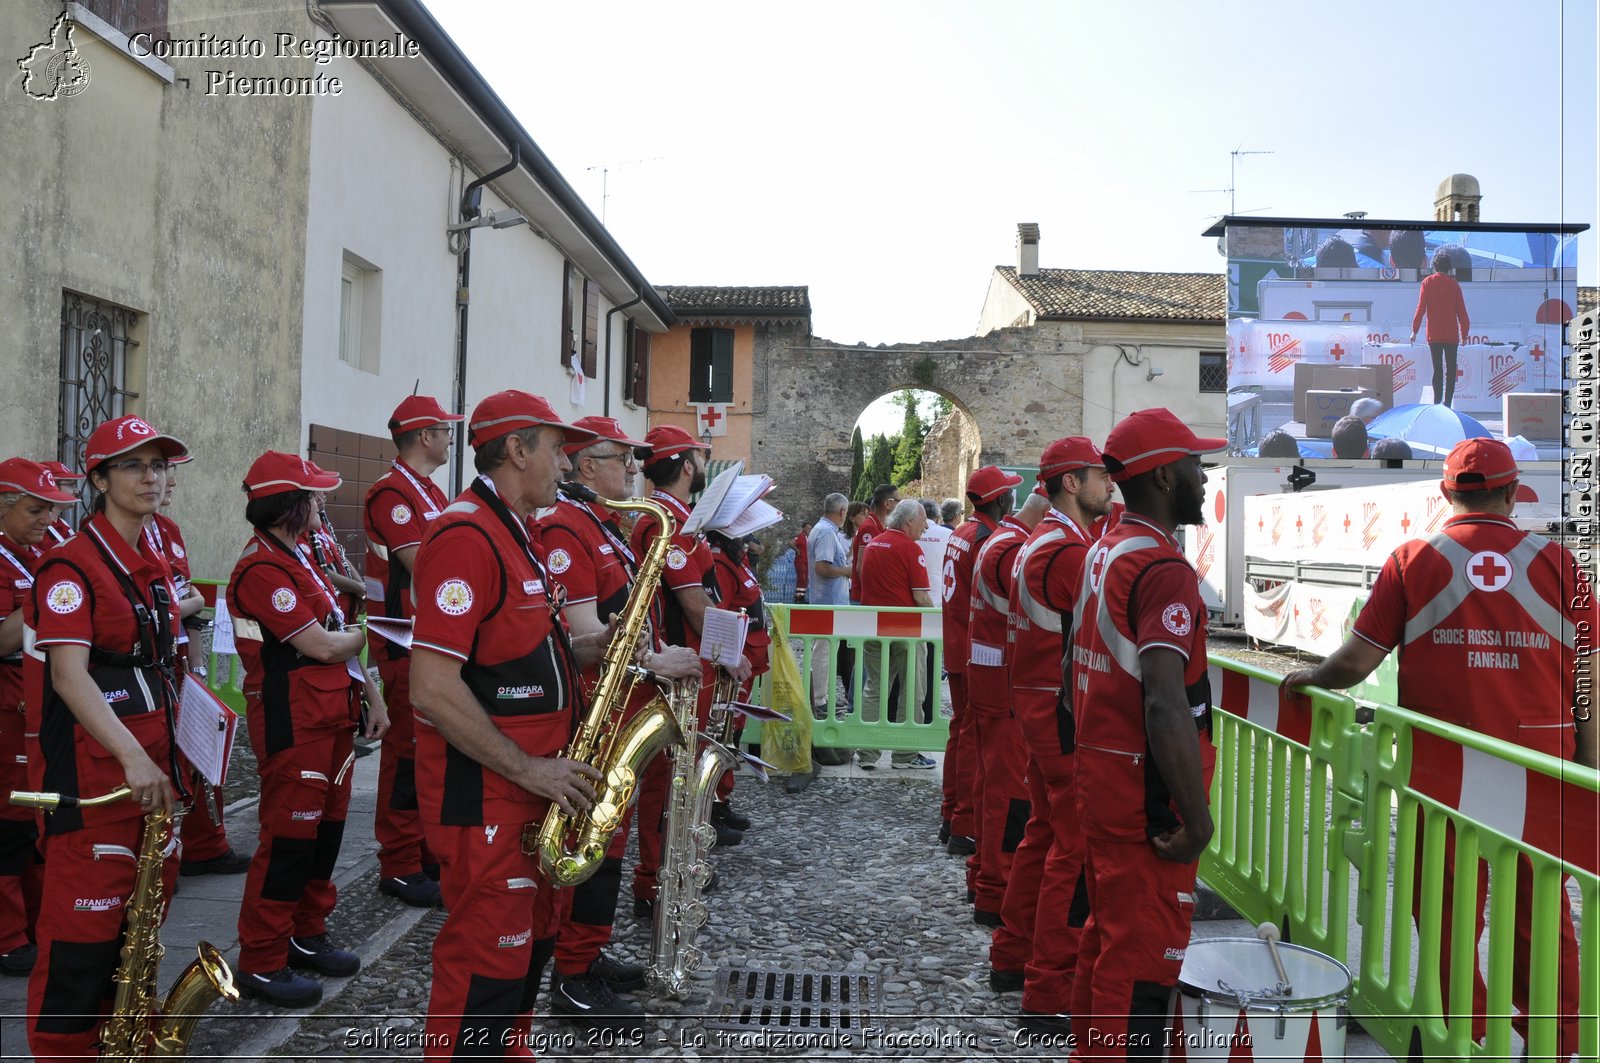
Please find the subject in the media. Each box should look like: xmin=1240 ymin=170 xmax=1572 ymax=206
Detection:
xmin=59 ymin=291 xmax=140 ymax=477
xmin=689 ymin=327 xmax=734 ymax=403
xmin=1199 ymin=350 xmax=1227 ymax=393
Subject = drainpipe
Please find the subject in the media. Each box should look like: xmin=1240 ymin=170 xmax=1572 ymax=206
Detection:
xmin=602 ymin=289 xmax=644 ymax=417
xmin=450 ymin=146 xmax=521 ymax=493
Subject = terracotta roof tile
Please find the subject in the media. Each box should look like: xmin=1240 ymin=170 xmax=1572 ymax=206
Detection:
xmin=656 ymin=285 xmax=810 ymax=317
xmin=998 ymin=266 xmax=1224 ymax=323
xmin=1579 ymin=285 xmax=1598 ymax=318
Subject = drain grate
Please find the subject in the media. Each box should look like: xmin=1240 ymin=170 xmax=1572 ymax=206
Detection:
xmin=706 ymin=966 xmax=878 ymax=1048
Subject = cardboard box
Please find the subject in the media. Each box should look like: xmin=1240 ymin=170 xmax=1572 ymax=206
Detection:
xmin=1305 ymin=388 xmax=1373 ymax=438
xmin=1503 ymin=392 xmax=1563 ymax=440
xmin=1294 ymin=364 xmax=1395 ymax=422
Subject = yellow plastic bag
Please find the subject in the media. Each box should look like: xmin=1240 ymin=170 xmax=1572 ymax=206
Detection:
xmin=759 ymin=605 xmax=813 ymax=774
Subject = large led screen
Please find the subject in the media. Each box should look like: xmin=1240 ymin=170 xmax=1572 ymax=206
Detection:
xmin=1223 ymin=221 xmax=1583 ymax=460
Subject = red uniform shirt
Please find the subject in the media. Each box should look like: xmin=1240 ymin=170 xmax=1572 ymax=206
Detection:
xmin=0 ymin=533 xmax=41 ymax=714
xmin=540 ymin=491 xmax=640 ymax=693
xmin=1009 ymin=509 xmax=1093 ymax=757
xmin=412 ymin=477 xmax=580 ymax=826
xmin=1411 ymin=272 xmax=1470 ymax=344
xmin=42 ymin=519 xmax=73 ymax=552
xmin=1352 ymin=513 xmax=1596 ymax=758
xmin=711 ymin=548 xmax=770 ymax=676
xmin=849 ymin=513 xmax=883 ymax=604
xmin=364 ymin=458 xmax=451 ymax=656
xmin=1072 ymin=514 xmax=1212 ymax=842
xmin=858 ymin=527 xmax=930 ymax=608
xmin=968 ymin=517 xmax=1027 ymax=669
xmin=145 ymin=513 xmax=191 ymax=584
xmin=630 ymin=491 xmax=716 ymax=652
xmin=793 ymin=532 xmax=808 ymax=592
xmin=25 ymin=515 xmax=181 ymax=833
xmin=229 ymin=530 xmax=359 ymax=756
xmin=940 ymin=514 xmax=998 ymax=676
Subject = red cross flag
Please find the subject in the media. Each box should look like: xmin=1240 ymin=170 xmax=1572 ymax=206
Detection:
xmin=692 ymin=402 xmax=729 ymax=437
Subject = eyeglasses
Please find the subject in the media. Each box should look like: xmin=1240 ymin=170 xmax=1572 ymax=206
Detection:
xmin=589 ymin=452 xmax=637 ymax=466
xmin=105 ymin=459 xmax=171 ymax=477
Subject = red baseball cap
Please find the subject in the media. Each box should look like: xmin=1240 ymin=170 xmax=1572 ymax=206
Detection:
xmin=966 ymin=465 xmax=1023 ymax=505
xmin=0 ymin=458 xmax=78 ymax=504
xmin=642 ymin=425 xmax=710 ymax=463
xmin=1442 ymin=437 xmax=1519 ymax=492
xmin=40 ymin=460 xmax=84 ymax=482
xmin=565 ymin=415 xmax=649 ymax=456
xmin=242 ymin=451 xmax=341 ymax=500
xmin=83 ymin=415 xmax=189 ymax=473
xmin=389 ymin=395 xmax=464 ymax=436
xmin=467 ymin=390 xmax=594 ymax=449
xmin=306 ymin=459 xmax=343 ymax=488
xmin=1102 ymin=409 xmax=1225 ymax=483
xmin=1038 ymin=437 xmax=1104 ymax=481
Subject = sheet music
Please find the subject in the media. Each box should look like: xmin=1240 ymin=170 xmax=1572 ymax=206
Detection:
xmin=683 ymin=462 xmax=743 ymax=536
xmin=211 ymin=592 xmax=237 ymax=657
xmin=699 ymin=607 xmax=749 ymax=668
xmin=720 ymin=498 xmax=783 ymax=538
xmin=366 ymin=615 xmax=413 ymax=649
xmin=177 ymin=678 xmax=238 ymax=787
xmin=710 ymin=475 xmax=772 ymax=527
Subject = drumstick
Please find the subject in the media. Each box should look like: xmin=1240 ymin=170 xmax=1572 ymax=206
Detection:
xmin=1256 ymin=920 xmax=1293 ymax=995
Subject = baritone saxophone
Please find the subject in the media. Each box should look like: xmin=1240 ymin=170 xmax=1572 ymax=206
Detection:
xmin=8 ymin=787 xmax=238 ymax=1060
xmin=525 ymin=486 xmax=689 ymax=887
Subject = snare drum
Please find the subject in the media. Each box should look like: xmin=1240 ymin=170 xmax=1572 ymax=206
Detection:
xmin=1171 ymin=937 xmax=1350 ymax=1060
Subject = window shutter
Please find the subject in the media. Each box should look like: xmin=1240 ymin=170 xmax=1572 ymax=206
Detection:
xmin=711 ymin=328 xmax=734 ymax=403
xmin=689 ymin=328 xmax=712 ymax=402
xmin=632 ymin=328 xmax=651 ymax=407
xmin=582 ymin=279 xmax=600 ymax=377
xmin=622 ymin=320 xmax=636 ymax=402
xmin=560 ymin=262 xmax=575 ymax=368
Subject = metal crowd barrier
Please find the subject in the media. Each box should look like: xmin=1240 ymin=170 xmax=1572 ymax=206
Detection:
xmin=1204 ymin=655 xmax=1598 ymax=1062
xmin=746 ymin=603 xmax=948 ymax=752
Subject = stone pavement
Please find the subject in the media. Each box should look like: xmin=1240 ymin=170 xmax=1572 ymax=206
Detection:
xmin=0 ymin=748 xmax=1394 ymax=1061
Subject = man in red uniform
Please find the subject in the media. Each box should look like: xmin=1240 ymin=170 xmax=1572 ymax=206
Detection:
xmin=627 ymin=425 xmax=750 ymax=917
xmin=967 ymin=489 xmax=1045 ymax=925
xmin=0 ymin=460 xmax=75 ymax=978
xmin=989 ymin=440 xmax=1115 ymax=1036
xmin=792 ymin=522 xmax=810 ymax=603
xmin=855 ymin=499 xmax=934 ymax=769
xmin=1284 ymin=438 xmax=1595 ymax=1058
xmin=1069 ymin=408 xmax=1221 ymax=1059
xmin=940 ymin=467 xmax=1019 ymax=857
xmin=849 ymin=483 xmax=898 ymax=605
xmin=542 ymin=416 xmax=700 ymax=1026
xmin=409 ymin=390 xmax=610 ymax=1059
xmin=363 ymin=394 xmax=461 ymax=909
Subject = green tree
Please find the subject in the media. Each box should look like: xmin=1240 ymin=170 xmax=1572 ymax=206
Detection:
xmin=857 ymin=434 xmax=894 ymax=501
xmin=848 ymin=425 xmax=864 ymax=502
xmin=890 ymin=390 xmax=926 ymax=486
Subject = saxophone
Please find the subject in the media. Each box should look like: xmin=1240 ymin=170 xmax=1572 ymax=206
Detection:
xmin=524 ymin=486 xmax=689 ymax=887
xmin=647 ymin=669 xmax=739 ymax=1000
xmin=9 ymin=787 xmax=238 ymax=1061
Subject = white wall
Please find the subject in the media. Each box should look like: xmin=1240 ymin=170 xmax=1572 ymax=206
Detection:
xmin=1079 ymin=323 xmax=1227 ymax=446
xmin=975 ymin=270 xmax=1037 ymax=335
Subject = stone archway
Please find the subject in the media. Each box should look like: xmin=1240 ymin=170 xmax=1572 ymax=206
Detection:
xmin=753 ymin=327 xmax=1084 ymax=530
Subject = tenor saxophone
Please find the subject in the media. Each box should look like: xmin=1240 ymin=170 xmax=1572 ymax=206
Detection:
xmin=525 ymin=486 xmax=689 ymax=887
xmin=9 ymin=787 xmax=238 ymax=1060
xmin=647 ymin=670 xmax=739 ymax=1000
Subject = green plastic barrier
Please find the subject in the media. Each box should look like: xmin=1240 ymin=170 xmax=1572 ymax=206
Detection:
xmin=744 ymin=603 xmax=949 ymax=753
xmin=192 ymin=578 xmax=247 ymax=715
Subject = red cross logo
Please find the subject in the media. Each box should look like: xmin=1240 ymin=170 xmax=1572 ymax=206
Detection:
xmin=1295 ymin=516 xmax=1303 ymax=533
xmin=1467 ymin=551 xmax=1512 ymax=592
xmin=1530 ymin=344 xmax=1545 ymax=362
xmin=1400 ymin=513 xmax=1411 ymax=533
xmin=1089 ymin=548 xmax=1108 ymax=593
xmin=698 ymin=406 xmax=723 ymax=431
xmin=1257 ymin=517 xmax=1264 ymax=532
xmin=1342 ymin=514 xmax=1351 ymax=532
xmin=1329 ymin=342 xmax=1345 ymax=361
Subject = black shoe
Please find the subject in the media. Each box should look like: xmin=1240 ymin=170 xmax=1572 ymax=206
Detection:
xmin=974 ymin=909 xmax=1002 ymax=928
xmin=288 ymin=934 xmax=360 ymax=976
xmin=947 ymin=835 xmax=976 ymax=857
xmin=180 ymin=848 xmax=251 ymax=876
xmin=0 ymin=943 xmax=36 ymax=977
xmin=421 ymin=862 xmax=441 ymax=882
xmin=966 ymin=888 xmax=976 ymax=905
xmin=239 ymin=966 xmax=324 ymax=1007
xmin=1019 ymin=1009 xmax=1073 ymax=1038
xmin=713 ymin=821 xmax=743 ymax=848
xmin=633 ymin=894 xmax=654 ymax=918
xmin=938 ymin=820 xmax=951 ymax=845
xmin=711 ymin=802 xmax=751 ymax=831
xmin=379 ymin=871 xmax=443 ymax=908
xmin=589 ymin=952 xmax=648 ymax=992
xmin=550 ymin=972 xmax=647 ymax=1030
xmin=990 ymin=967 xmax=1025 ymax=993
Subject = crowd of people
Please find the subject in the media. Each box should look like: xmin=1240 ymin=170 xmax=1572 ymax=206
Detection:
xmin=1 ymin=385 xmax=1592 ymax=1060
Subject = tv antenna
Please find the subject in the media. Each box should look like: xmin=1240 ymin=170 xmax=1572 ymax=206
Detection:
xmin=1228 ymin=146 xmax=1273 ymax=215
xmin=585 ymin=155 xmax=664 ymax=224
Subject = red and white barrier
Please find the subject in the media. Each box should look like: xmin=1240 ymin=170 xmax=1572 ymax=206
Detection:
xmin=787 ymin=606 xmax=941 ymax=642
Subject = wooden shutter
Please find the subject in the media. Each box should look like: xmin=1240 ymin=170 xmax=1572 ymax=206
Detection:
xmin=632 ymin=327 xmax=650 ymax=407
xmin=560 ymin=261 xmax=575 ymax=368
xmin=710 ymin=328 xmax=734 ymax=403
xmin=582 ymin=278 xmax=600 ymax=377
xmin=689 ymin=328 xmax=712 ymax=402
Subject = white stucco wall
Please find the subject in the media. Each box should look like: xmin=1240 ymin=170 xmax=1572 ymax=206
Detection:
xmin=975 ymin=271 xmax=1036 ymax=335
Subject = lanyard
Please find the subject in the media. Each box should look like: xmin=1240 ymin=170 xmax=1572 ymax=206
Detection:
xmin=1048 ymin=508 xmax=1090 ymax=545
xmin=255 ymin=530 xmax=341 ymax=626
xmin=560 ymin=494 xmax=638 ymax=571
xmin=393 ymin=461 xmax=442 ymax=518
xmin=0 ymin=540 xmax=34 ymax=588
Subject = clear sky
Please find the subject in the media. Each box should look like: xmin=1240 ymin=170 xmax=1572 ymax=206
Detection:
xmin=426 ymin=0 xmax=1596 ymax=357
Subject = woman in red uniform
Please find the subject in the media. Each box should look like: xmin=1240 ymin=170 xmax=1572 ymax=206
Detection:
xmin=24 ymin=416 xmax=189 ymax=1062
xmin=0 ymin=460 xmax=77 ymax=979
xmin=227 ymin=452 xmax=389 ymax=1008
xmin=37 ymin=462 xmax=82 ymax=550
xmin=707 ymin=531 xmax=770 ymax=833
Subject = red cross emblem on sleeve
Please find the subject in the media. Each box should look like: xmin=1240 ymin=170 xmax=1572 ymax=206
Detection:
xmin=1466 ymin=551 xmax=1512 ymax=592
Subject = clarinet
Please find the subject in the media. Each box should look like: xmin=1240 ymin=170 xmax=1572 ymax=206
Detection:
xmin=313 ymin=500 xmax=361 ymax=583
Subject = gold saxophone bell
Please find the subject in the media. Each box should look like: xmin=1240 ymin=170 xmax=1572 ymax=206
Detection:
xmin=524 ymin=490 xmax=690 ymax=886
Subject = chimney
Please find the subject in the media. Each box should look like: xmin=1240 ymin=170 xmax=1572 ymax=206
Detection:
xmin=1016 ymin=222 xmax=1040 ymax=277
